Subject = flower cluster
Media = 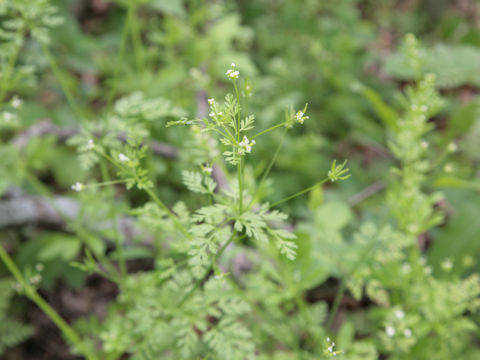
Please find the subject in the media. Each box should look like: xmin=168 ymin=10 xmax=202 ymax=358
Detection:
xmin=295 ymin=110 xmax=309 ymax=124
xmin=71 ymin=182 xmax=84 ymax=192
xmin=324 ymin=337 xmax=343 ymax=357
xmin=226 ymin=63 xmax=240 ymax=80
xmin=238 ymin=136 xmax=256 ymax=155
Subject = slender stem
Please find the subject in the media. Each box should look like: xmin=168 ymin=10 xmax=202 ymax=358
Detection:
xmin=270 ymin=177 xmax=330 ymax=208
xmin=106 ymin=4 xmax=133 ymax=110
xmin=24 ymin=171 xmax=120 ymax=279
xmin=233 ymin=80 xmax=244 ymax=213
xmin=326 ymin=280 xmax=346 ymax=329
xmin=99 ymin=159 xmax=127 ymax=281
xmin=178 ymin=235 xmax=237 ymax=306
xmin=0 ymin=246 xmax=97 ymax=360
xmin=144 ymin=187 xmax=190 ymax=238
xmin=41 ymin=44 xmax=85 ymax=122
xmin=248 ymin=127 xmax=288 ymax=210
xmin=252 ymin=121 xmax=288 ymax=139
xmin=85 ymin=179 xmax=129 ymax=188
xmin=0 ymin=29 xmax=25 ymax=103
xmin=129 ymin=4 xmax=143 ymax=72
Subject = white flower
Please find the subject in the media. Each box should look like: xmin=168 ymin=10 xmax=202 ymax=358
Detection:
xmin=421 ymin=140 xmax=429 ymax=149
xmin=209 ymin=112 xmax=215 ymax=117
xmin=71 ymin=182 xmax=84 ymax=192
xmin=404 ymin=328 xmax=412 ymax=337
xmin=226 ymin=69 xmax=240 ymax=80
xmin=443 ymin=163 xmax=453 ymax=173
xmin=447 ymin=142 xmax=458 ymax=152
xmin=3 ymin=112 xmax=14 ymax=121
xmin=239 ymin=136 xmax=256 ymax=155
xmin=424 ymin=266 xmax=432 ymax=275
xmin=208 ymin=98 xmax=215 ymax=105
xmin=295 ymin=110 xmax=309 ymax=124
xmin=201 ymin=164 xmax=213 ymax=175
xmin=401 ymin=263 xmax=411 ymax=274
xmin=395 ymin=310 xmax=405 ymax=319
xmin=86 ymin=139 xmax=94 ymax=150
xmin=11 ymin=96 xmax=23 ymax=108
xmin=226 ymin=63 xmax=240 ymax=80
xmin=441 ymin=258 xmax=453 ymax=271
xmin=386 ymin=326 xmax=395 ymax=337
xmin=119 ymin=153 xmax=130 ymax=162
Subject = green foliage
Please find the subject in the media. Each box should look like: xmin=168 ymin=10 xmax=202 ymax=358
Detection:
xmin=0 ymin=279 xmax=33 ymax=355
xmin=1 ymin=1 xmax=480 ymax=359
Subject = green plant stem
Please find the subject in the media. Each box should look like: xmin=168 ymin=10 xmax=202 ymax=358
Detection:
xmin=252 ymin=121 xmax=288 ymax=139
xmin=24 ymin=171 xmax=120 ymax=281
xmin=0 ymin=29 xmax=25 ymax=103
xmin=106 ymin=4 xmax=133 ymax=110
xmin=178 ymin=235 xmax=237 ymax=306
xmin=41 ymin=44 xmax=84 ymax=122
xmin=144 ymin=187 xmax=190 ymax=238
xmin=129 ymin=4 xmax=143 ymax=72
xmin=248 ymin=127 xmax=288 ymax=209
xmin=0 ymin=245 xmax=97 ymax=360
xmin=271 ymin=177 xmax=330 ymax=208
xmin=233 ymin=80 xmax=244 ymax=213
xmin=325 ymin=279 xmax=346 ymax=329
xmin=99 ymin=159 xmax=127 ymax=282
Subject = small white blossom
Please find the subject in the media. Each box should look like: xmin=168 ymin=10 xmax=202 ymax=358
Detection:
xmin=404 ymin=328 xmax=412 ymax=337
xmin=35 ymin=263 xmax=44 ymax=272
xmin=209 ymin=112 xmax=215 ymax=117
xmin=443 ymin=163 xmax=453 ymax=173
xmin=208 ymin=98 xmax=215 ymax=105
xmin=295 ymin=110 xmax=309 ymax=124
xmin=71 ymin=182 xmax=84 ymax=192
xmin=386 ymin=326 xmax=395 ymax=337
xmin=201 ymin=164 xmax=213 ymax=175
xmin=239 ymin=136 xmax=256 ymax=155
xmin=401 ymin=263 xmax=411 ymax=274
xmin=441 ymin=258 xmax=453 ymax=271
xmin=395 ymin=310 xmax=405 ymax=319
xmin=86 ymin=139 xmax=94 ymax=150
xmin=226 ymin=63 xmax=240 ymax=80
xmin=119 ymin=153 xmax=130 ymax=162
xmin=447 ymin=142 xmax=458 ymax=152
xmin=11 ymin=96 xmax=23 ymax=108
xmin=226 ymin=69 xmax=240 ymax=80
xmin=421 ymin=140 xmax=429 ymax=149
xmin=424 ymin=266 xmax=432 ymax=275
xmin=3 ymin=112 xmax=14 ymax=121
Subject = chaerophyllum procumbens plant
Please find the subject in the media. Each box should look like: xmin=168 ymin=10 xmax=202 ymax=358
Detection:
xmin=52 ymin=62 xmax=350 ymax=359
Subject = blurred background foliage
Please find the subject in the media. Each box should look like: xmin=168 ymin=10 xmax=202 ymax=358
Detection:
xmin=1 ymin=0 xmax=480 ymax=358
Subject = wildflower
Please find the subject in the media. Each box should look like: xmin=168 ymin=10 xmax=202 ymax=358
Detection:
xmin=226 ymin=63 xmax=240 ymax=80
xmin=424 ymin=266 xmax=432 ymax=275
xmin=3 ymin=112 xmax=14 ymax=121
xmin=295 ymin=110 xmax=309 ymax=124
xmin=71 ymin=182 xmax=84 ymax=192
xmin=394 ymin=310 xmax=405 ymax=319
xmin=86 ymin=139 xmax=94 ymax=150
xmin=441 ymin=258 xmax=453 ymax=271
xmin=201 ymin=164 xmax=213 ymax=175
xmin=238 ymin=136 xmax=256 ymax=155
xmin=209 ymin=112 xmax=215 ymax=117
xmin=443 ymin=163 xmax=453 ymax=173
xmin=11 ymin=96 xmax=23 ymax=108
xmin=386 ymin=326 xmax=395 ymax=337
xmin=119 ymin=153 xmax=130 ymax=162
xmin=404 ymin=328 xmax=412 ymax=337
xmin=447 ymin=142 xmax=458 ymax=153
xmin=421 ymin=140 xmax=429 ymax=149
xmin=208 ymin=98 xmax=215 ymax=105
xmin=401 ymin=263 xmax=411 ymax=274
